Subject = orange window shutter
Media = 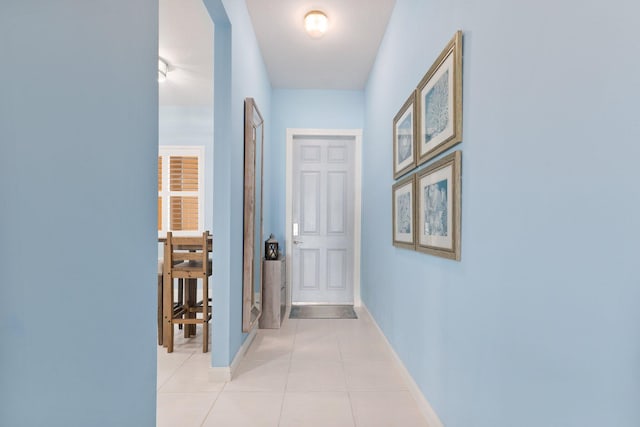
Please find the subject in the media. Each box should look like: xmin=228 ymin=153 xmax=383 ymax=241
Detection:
xmin=170 ymin=196 xmax=198 ymax=231
xmin=170 ymin=156 xmax=199 ymax=191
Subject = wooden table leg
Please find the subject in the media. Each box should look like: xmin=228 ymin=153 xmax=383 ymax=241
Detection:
xmin=163 ymin=270 xmax=173 ymax=352
xmin=189 ymin=278 xmax=197 ymax=337
xmin=183 ymin=278 xmax=191 ymax=338
xmin=157 ymin=273 xmax=163 ymax=346
xmin=177 ymin=279 xmax=183 ymax=331
xmin=202 ymin=276 xmax=208 ymax=353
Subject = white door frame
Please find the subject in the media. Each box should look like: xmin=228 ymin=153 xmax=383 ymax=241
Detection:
xmin=286 ymin=128 xmax=362 ymax=307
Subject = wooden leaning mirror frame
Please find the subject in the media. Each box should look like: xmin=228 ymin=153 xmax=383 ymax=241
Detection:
xmin=242 ymin=97 xmax=264 ymax=332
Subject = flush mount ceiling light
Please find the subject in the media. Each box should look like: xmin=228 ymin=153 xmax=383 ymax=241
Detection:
xmin=304 ymin=10 xmax=329 ymax=38
xmin=158 ymin=58 xmax=168 ymax=82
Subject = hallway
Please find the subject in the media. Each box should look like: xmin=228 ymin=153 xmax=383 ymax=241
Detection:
xmin=157 ymin=308 xmax=429 ymax=426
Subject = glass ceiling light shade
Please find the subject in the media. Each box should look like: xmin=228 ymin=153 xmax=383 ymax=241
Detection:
xmin=304 ymin=10 xmax=328 ymax=38
xmin=158 ymin=58 xmax=168 ymax=82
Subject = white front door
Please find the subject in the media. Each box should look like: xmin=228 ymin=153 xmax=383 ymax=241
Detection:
xmin=291 ymin=136 xmax=355 ymax=304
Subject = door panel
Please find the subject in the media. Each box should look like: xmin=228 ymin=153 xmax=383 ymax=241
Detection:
xmin=301 ymin=145 xmax=321 ymax=162
xmin=327 ymin=145 xmax=346 ymax=162
xmin=327 ymin=249 xmax=346 ymax=290
xmin=301 ymin=249 xmax=320 ymax=290
xmin=292 ymin=136 xmax=354 ymax=304
xmin=301 ymin=172 xmax=320 ymax=234
xmin=327 ymin=172 xmax=346 ymax=234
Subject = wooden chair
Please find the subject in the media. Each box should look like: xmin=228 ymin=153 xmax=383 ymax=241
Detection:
xmin=162 ymin=231 xmax=212 ymax=353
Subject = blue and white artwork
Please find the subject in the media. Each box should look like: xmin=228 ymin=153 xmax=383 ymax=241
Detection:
xmin=396 ymin=192 xmax=412 ymax=234
xmin=423 ymin=70 xmax=449 ymax=143
xmin=424 ymin=179 xmax=448 ymax=236
xmin=397 ymin=113 xmax=413 ymax=164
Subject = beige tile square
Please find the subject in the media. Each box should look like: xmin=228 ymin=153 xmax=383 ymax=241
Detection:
xmin=333 ymin=317 xmax=371 ymax=330
xmin=224 ymin=359 xmax=290 ymax=392
xmin=294 ymin=319 xmax=339 ymax=342
xmin=286 ymin=360 xmax=347 ymax=391
xmin=157 ymin=349 xmax=193 ymax=390
xmin=350 ymin=391 xmax=430 ymax=427
xmin=157 ymin=345 xmax=195 ymax=362
xmin=343 ymin=360 xmax=407 ymax=391
xmin=201 ymin=391 xmax=283 ymax=427
xmin=170 ymin=324 xmax=211 ymax=351
xmin=258 ymin=323 xmax=297 ymax=339
xmin=243 ymin=332 xmax=294 ymax=361
xmin=279 ymin=392 xmax=355 ymax=427
xmin=338 ymin=332 xmax=392 ymax=362
xmin=296 ymin=319 xmax=336 ymax=336
xmin=292 ymin=335 xmax=341 ymax=361
xmin=159 ymin=355 xmax=226 ymax=393
xmin=336 ymin=324 xmax=385 ymax=342
xmin=156 ymin=392 xmax=219 ymax=427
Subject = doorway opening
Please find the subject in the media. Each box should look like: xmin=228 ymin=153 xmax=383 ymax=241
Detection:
xmin=157 ymin=0 xmax=214 ymax=384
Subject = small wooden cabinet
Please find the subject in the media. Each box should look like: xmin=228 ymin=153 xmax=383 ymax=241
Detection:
xmin=260 ymin=258 xmax=286 ymax=329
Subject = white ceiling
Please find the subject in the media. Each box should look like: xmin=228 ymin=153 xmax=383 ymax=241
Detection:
xmin=159 ymin=0 xmax=213 ymax=106
xmin=158 ymin=0 xmax=396 ymax=105
xmin=246 ymin=0 xmax=396 ymax=90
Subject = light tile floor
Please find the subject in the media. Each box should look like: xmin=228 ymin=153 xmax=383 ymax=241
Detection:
xmin=157 ymin=307 xmax=429 ymax=427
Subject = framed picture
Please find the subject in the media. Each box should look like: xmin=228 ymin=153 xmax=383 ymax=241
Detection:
xmin=416 ymin=30 xmax=463 ymax=165
xmin=416 ymin=151 xmax=461 ymax=260
xmin=392 ymin=173 xmax=416 ymax=249
xmin=393 ymin=92 xmax=417 ymax=179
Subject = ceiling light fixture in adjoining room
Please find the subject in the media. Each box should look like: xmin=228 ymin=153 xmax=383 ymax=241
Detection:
xmin=158 ymin=58 xmax=169 ymax=82
xmin=304 ymin=10 xmax=328 ymax=38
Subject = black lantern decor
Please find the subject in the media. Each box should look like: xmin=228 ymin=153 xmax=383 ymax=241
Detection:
xmin=265 ymin=234 xmax=279 ymax=260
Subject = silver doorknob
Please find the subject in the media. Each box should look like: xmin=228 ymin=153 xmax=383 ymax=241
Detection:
xmin=293 ymin=240 xmax=304 ymax=245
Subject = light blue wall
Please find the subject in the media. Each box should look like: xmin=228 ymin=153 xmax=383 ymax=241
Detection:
xmin=269 ymin=90 xmax=365 ymax=249
xmin=159 ymin=106 xmax=214 ymax=233
xmin=362 ymin=0 xmax=640 ymax=426
xmin=0 ymin=1 xmax=158 ymax=426
xmin=207 ymin=1 xmax=233 ymax=367
xmin=203 ymin=0 xmax=272 ymax=366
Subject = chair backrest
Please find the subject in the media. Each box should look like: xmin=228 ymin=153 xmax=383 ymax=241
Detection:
xmin=164 ymin=231 xmax=211 ymax=277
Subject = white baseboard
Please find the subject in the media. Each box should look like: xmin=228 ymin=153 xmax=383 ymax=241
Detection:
xmin=361 ymin=304 xmax=444 ymax=427
xmin=209 ymin=326 xmax=257 ymax=382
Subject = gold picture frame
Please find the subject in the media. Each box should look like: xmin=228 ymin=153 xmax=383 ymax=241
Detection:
xmin=416 ymin=30 xmax=463 ymax=165
xmin=393 ymin=91 xmax=418 ymax=179
xmin=415 ymin=151 xmax=461 ymax=260
xmin=392 ymin=173 xmax=416 ymax=250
